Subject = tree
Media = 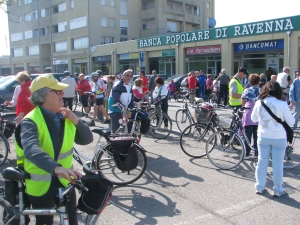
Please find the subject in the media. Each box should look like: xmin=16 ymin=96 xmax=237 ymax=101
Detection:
xmin=0 ymin=0 xmax=18 ymax=13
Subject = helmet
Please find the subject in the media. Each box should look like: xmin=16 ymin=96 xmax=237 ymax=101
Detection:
xmin=64 ymin=70 xmax=70 ymax=76
xmin=74 ymin=73 xmax=79 ymax=76
xmin=96 ymin=70 xmax=103 ymax=76
xmin=91 ymin=72 xmax=99 ymax=78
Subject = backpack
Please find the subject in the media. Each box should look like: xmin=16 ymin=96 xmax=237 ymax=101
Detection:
xmin=108 ymin=134 xmax=139 ymax=171
xmin=77 ymin=172 xmax=113 ymax=215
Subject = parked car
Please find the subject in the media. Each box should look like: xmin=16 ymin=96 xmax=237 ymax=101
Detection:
xmin=164 ymin=74 xmax=188 ymax=90
xmin=0 ymin=73 xmax=65 ymax=105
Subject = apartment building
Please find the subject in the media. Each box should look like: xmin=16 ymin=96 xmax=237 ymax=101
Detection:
xmin=3 ymin=0 xmax=214 ymax=75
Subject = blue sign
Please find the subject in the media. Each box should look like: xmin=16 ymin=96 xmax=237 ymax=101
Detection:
xmin=139 ymin=51 xmax=145 ymax=70
xmin=234 ymin=40 xmax=284 ymax=52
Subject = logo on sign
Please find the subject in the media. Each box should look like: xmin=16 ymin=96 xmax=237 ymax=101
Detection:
xmin=239 ymin=44 xmax=244 ymax=50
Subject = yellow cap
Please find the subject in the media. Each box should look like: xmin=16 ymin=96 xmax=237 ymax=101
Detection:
xmin=30 ymin=74 xmax=69 ymax=93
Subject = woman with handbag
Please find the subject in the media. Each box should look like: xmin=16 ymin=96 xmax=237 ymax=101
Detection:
xmin=251 ymin=81 xmax=295 ymax=197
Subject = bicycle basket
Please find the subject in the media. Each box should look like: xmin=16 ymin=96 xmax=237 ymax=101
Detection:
xmin=77 ymin=172 xmax=113 ymax=215
xmin=194 ymin=107 xmax=211 ymax=123
xmin=3 ymin=122 xmax=16 ymax=139
xmin=218 ymin=116 xmax=233 ymax=129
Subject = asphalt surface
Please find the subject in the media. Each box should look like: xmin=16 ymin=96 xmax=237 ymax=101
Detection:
xmin=0 ymin=101 xmax=299 ymax=225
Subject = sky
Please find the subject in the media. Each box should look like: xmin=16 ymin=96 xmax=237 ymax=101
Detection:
xmin=0 ymin=0 xmax=299 ymax=56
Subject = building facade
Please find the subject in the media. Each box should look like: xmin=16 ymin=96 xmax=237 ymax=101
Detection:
xmin=1 ymin=0 xmax=213 ymax=75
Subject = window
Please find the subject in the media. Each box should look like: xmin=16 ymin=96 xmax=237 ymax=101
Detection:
xmin=70 ymin=0 xmax=74 ymax=8
xmin=28 ymin=45 xmax=39 ymax=55
xmin=167 ymin=21 xmax=177 ymax=32
xmin=167 ymin=3 xmax=172 ymax=10
xmin=110 ymin=0 xmax=115 ymax=7
xmin=120 ymin=37 xmax=128 ymax=42
xmin=120 ymin=19 xmax=128 ymax=35
xmin=101 ymin=0 xmax=106 ymax=5
xmin=13 ymin=48 xmax=23 ymax=57
xmin=185 ymin=6 xmax=192 ymax=14
xmin=41 ymin=8 xmax=49 ymax=17
xmin=11 ymin=32 xmax=23 ymax=42
xmin=70 ymin=16 xmax=87 ymax=30
xmin=18 ymin=16 xmax=22 ymax=23
xmin=58 ymin=22 xmax=67 ymax=32
xmin=120 ymin=0 xmax=127 ymax=15
xmin=207 ymin=2 xmax=210 ymax=9
xmin=194 ymin=6 xmax=200 ymax=15
xmin=24 ymin=0 xmax=34 ymax=4
xmin=101 ymin=17 xmax=107 ymax=27
xmin=58 ymin=2 xmax=67 ymax=12
xmin=101 ymin=37 xmax=106 ymax=45
xmin=25 ymin=11 xmax=38 ymax=21
xmin=111 ymin=19 xmax=115 ymax=28
xmin=53 ymin=2 xmax=66 ymax=13
xmin=142 ymin=0 xmax=154 ymax=10
xmin=142 ymin=20 xmax=155 ymax=30
xmin=73 ymin=36 xmax=89 ymax=49
xmin=25 ymin=29 xmax=38 ymax=39
xmin=55 ymin=41 xmax=67 ymax=52
xmin=40 ymin=26 xmax=50 ymax=36
xmin=110 ymin=37 xmax=115 ymax=43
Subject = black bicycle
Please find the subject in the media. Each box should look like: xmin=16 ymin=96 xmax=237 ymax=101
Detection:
xmin=0 ymin=104 xmax=13 ymax=167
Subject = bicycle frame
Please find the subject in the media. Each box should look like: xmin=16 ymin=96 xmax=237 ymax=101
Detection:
xmin=5 ymin=181 xmax=73 ymax=225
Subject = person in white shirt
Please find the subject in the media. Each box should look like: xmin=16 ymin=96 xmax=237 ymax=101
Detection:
xmin=4 ymin=85 xmax=21 ymax=107
xmin=88 ymin=72 xmax=110 ymax=126
xmin=251 ymin=81 xmax=295 ymax=197
xmin=61 ymin=71 xmax=77 ymax=110
xmin=152 ymin=77 xmax=169 ymax=129
xmin=277 ymin=66 xmax=292 ymax=89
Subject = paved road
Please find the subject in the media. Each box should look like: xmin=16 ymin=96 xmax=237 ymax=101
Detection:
xmin=1 ymin=102 xmax=299 ymax=225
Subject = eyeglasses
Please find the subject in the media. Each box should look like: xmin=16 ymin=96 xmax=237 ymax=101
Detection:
xmin=125 ymin=74 xmax=133 ymax=77
xmin=50 ymin=90 xmax=63 ymax=95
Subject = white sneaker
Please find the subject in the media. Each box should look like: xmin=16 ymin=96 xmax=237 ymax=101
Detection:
xmin=273 ymin=190 xmax=286 ymax=197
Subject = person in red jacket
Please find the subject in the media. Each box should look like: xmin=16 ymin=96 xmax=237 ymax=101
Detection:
xmin=77 ymin=73 xmax=91 ymax=117
xmin=15 ymin=71 xmax=35 ymax=125
xmin=188 ymin=71 xmax=198 ymax=103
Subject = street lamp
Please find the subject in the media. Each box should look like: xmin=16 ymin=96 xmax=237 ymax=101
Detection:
xmin=53 ymin=58 xmax=56 ymax=73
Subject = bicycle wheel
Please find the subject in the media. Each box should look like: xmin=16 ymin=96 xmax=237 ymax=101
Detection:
xmin=72 ymin=96 xmax=77 ymax=112
xmin=206 ymin=131 xmax=245 ymax=170
xmin=175 ymin=109 xmax=192 ymax=133
xmin=95 ymin=143 xmax=147 ymax=185
xmin=208 ymin=93 xmax=218 ymax=104
xmin=0 ymin=196 xmax=15 ymax=225
xmin=180 ymin=123 xmax=215 ymax=158
xmin=0 ymin=133 xmax=10 ymax=167
xmin=148 ymin=111 xmax=172 ymax=139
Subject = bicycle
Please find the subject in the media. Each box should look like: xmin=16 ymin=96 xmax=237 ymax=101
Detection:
xmin=205 ymin=106 xmax=256 ymax=170
xmin=175 ymin=95 xmax=204 ymax=133
xmin=0 ymin=104 xmax=13 ymax=167
xmin=114 ymin=102 xmax=150 ymax=141
xmin=148 ymin=98 xmax=172 ymax=139
xmin=179 ymin=102 xmax=218 ymax=158
xmin=0 ymin=167 xmax=103 ymax=225
xmin=168 ymin=89 xmax=185 ymax=102
xmin=208 ymin=90 xmax=225 ymax=107
xmin=72 ymin=91 xmax=81 ymax=112
xmin=73 ymin=129 xmax=147 ymax=185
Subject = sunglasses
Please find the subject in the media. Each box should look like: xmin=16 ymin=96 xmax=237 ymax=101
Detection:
xmin=50 ymin=90 xmax=63 ymax=95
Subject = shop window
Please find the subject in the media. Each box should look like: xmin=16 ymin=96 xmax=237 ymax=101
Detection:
xmin=244 ymin=54 xmax=266 ymax=58
xmin=243 ymin=59 xmax=266 ymax=74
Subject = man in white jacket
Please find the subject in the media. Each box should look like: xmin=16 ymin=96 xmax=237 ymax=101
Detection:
xmin=61 ymin=70 xmax=77 ymax=110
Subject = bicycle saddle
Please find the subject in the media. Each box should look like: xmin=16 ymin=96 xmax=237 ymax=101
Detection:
xmin=194 ymin=97 xmax=204 ymax=104
xmin=2 ymin=167 xmax=30 ymax=181
xmin=91 ymin=128 xmax=111 ymax=138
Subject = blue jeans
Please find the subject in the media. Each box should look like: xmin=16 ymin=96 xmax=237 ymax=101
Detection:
xmin=245 ymin=125 xmax=258 ymax=156
xmin=255 ymin=137 xmax=286 ymax=193
xmin=110 ymin=112 xmax=122 ymax=133
xmin=292 ymin=102 xmax=300 ymax=129
xmin=199 ymin=86 xmax=206 ymax=99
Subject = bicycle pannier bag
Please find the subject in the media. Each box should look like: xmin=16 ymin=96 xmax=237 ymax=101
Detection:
xmin=4 ymin=122 xmax=16 ymax=139
xmin=140 ymin=118 xmax=150 ymax=134
xmin=4 ymin=180 xmax=18 ymax=206
xmin=113 ymin=145 xmax=138 ymax=171
xmin=77 ymin=172 xmax=113 ymax=215
xmin=109 ymin=134 xmax=138 ymax=171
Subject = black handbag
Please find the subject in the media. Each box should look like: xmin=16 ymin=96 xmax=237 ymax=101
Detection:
xmin=261 ymin=101 xmax=293 ymax=144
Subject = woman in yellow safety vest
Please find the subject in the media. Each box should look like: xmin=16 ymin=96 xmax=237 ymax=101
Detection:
xmin=15 ymin=73 xmax=93 ymax=225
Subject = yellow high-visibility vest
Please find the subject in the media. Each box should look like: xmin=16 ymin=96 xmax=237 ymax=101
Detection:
xmin=15 ymin=107 xmax=76 ymax=196
xmin=229 ymin=78 xmax=243 ymax=106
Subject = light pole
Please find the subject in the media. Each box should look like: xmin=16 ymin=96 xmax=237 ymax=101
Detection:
xmin=53 ymin=58 xmax=56 ymax=73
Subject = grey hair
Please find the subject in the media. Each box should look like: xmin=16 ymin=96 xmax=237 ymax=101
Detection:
xmin=30 ymin=87 xmax=51 ymax=106
xmin=221 ymin=69 xmax=226 ymax=73
xmin=283 ymin=66 xmax=290 ymax=72
xmin=123 ymin=69 xmax=133 ymax=76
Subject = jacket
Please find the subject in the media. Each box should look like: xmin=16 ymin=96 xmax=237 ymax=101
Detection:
xmin=289 ymin=78 xmax=300 ymax=103
xmin=77 ymin=79 xmax=91 ymax=95
xmin=16 ymin=81 xmax=35 ymax=117
xmin=108 ymin=81 xmax=134 ymax=113
xmin=149 ymin=74 xmax=157 ymax=91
